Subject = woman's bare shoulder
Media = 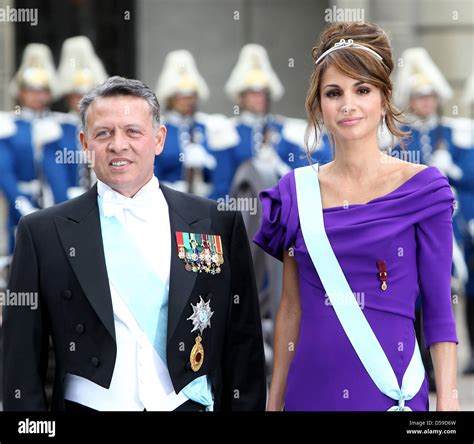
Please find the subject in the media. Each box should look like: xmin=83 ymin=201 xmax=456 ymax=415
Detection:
xmin=396 ymin=159 xmax=428 ymax=182
xmin=381 ymin=154 xmax=427 ymax=180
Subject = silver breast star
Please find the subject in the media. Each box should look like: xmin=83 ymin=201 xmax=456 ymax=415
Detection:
xmin=187 ymin=296 xmax=214 ymax=335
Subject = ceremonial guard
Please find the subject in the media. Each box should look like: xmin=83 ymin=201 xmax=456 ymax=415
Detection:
xmin=0 ymin=43 xmax=64 ymax=253
xmin=154 ymin=50 xmax=237 ymax=197
xmin=392 ymin=47 xmax=461 ymax=179
xmin=56 ymin=35 xmax=108 ymax=198
xmin=210 ymin=44 xmax=331 ymax=200
xmin=0 ymin=112 xmax=16 ymax=255
xmin=444 ymin=73 xmax=474 ymax=374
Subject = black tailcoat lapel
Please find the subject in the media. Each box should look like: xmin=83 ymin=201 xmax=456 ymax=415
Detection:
xmin=160 ymin=184 xmax=210 ymax=342
xmin=54 ymin=184 xmax=116 ymax=342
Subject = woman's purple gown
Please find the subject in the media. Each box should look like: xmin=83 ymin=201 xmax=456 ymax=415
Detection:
xmin=253 ymin=166 xmax=458 ymax=411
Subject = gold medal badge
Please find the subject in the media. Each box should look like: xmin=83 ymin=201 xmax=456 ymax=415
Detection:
xmin=190 ymin=335 xmax=204 ymax=372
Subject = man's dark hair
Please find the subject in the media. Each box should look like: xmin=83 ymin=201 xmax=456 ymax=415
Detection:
xmin=79 ymin=76 xmax=161 ymax=132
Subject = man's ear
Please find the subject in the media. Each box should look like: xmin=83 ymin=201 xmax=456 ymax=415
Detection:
xmin=154 ymin=125 xmax=167 ymax=156
xmin=79 ymin=131 xmax=95 ymax=171
xmin=79 ymin=131 xmax=88 ymax=152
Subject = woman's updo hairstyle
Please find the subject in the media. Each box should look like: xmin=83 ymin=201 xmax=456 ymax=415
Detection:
xmin=305 ymin=21 xmax=407 ymax=152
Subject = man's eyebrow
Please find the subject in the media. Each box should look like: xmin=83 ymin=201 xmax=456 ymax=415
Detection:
xmin=323 ymin=81 xmax=366 ymax=89
xmin=91 ymin=123 xmax=146 ymax=132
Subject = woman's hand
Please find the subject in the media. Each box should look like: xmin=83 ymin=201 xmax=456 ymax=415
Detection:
xmin=436 ymin=394 xmax=460 ymax=411
xmin=266 ymin=399 xmax=285 ymax=411
xmin=430 ymin=342 xmax=460 ymax=411
xmin=266 ymin=250 xmax=301 ymax=413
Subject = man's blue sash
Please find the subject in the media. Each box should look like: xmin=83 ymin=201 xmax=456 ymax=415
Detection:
xmin=98 ymin=196 xmax=169 ymax=362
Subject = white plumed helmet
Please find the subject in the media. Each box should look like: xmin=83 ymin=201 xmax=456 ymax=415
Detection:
xmin=155 ymin=50 xmax=209 ymax=104
xmin=394 ymin=47 xmax=453 ymax=110
xmin=10 ymin=43 xmax=59 ymax=99
xmin=57 ymin=36 xmax=108 ymax=97
xmin=225 ymin=44 xmax=284 ymax=102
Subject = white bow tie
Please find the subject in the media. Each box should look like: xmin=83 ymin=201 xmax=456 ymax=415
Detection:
xmin=101 ymin=190 xmax=151 ymax=222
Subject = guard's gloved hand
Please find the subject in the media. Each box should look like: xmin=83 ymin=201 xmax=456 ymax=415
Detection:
xmin=182 ymin=143 xmax=217 ymax=170
xmin=256 ymin=144 xmax=291 ymax=177
xmin=15 ymin=195 xmax=39 ymax=216
xmin=430 ymin=149 xmax=463 ymax=180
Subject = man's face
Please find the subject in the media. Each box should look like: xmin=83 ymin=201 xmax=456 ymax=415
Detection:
xmin=80 ymin=95 xmax=166 ymax=198
xmin=66 ymin=93 xmax=84 ymax=113
xmin=18 ymin=87 xmax=51 ymax=111
xmin=170 ymin=93 xmax=198 ymax=116
xmin=409 ymin=94 xmax=438 ymax=119
xmin=240 ymin=90 xmax=269 ymax=115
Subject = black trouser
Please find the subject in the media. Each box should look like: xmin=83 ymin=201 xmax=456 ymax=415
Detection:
xmin=65 ymin=399 xmax=206 ymax=412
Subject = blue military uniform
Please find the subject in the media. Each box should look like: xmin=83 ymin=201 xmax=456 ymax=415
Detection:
xmin=0 ymin=110 xmax=73 ymax=253
xmin=210 ymin=112 xmax=331 ymax=200
xmin=154 ymin=50 xmax=225 ymax=197
xmin=216 ymin=44 xmax=333 ymax=201
xmin=154 ymin=111 xmax=212 ymax=188
xmin=391 ymin=116 xmax=454 ymax=165
xmin=56 ymin=35 xmax=109 ymax=197
xmin=446 ymin=117 xmax=474 ymax=372
xmin=0 ymin=42 xmax=81 ymax=254
xmin=53 ymin=112 xmax=86 ymax=197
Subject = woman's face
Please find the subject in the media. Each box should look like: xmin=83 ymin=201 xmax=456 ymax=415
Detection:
xmin=320 ymin=65 xmax=383 ymax=143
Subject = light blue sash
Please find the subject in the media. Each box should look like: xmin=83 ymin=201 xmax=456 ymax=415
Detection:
xmin=98 ymin=196 xmax=213 ymax=409
xmin=294 ymin=165 xmax=425 ymax=411
xmin=99 ymin=196 xmax=169 ymax=362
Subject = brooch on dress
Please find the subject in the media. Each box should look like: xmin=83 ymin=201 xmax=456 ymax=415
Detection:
xmin=377 ymin=260 xmax=388 ymax=291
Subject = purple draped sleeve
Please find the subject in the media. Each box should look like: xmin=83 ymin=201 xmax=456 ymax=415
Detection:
xmin=253 ymin=172 xmax=299 ymax=262
xmin=416 ymin=174 xmax=458 ymax=347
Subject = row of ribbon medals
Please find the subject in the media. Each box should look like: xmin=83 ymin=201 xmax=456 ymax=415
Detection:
xmin=176 ymin=232 xmax=224 ymax=274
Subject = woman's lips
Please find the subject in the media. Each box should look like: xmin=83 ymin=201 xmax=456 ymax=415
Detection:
xmin=337 ymin=117 xmax=363 ymax=126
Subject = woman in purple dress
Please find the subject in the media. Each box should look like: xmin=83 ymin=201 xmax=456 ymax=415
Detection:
xmin=254 ymin=22 xmax=459 ymax=411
